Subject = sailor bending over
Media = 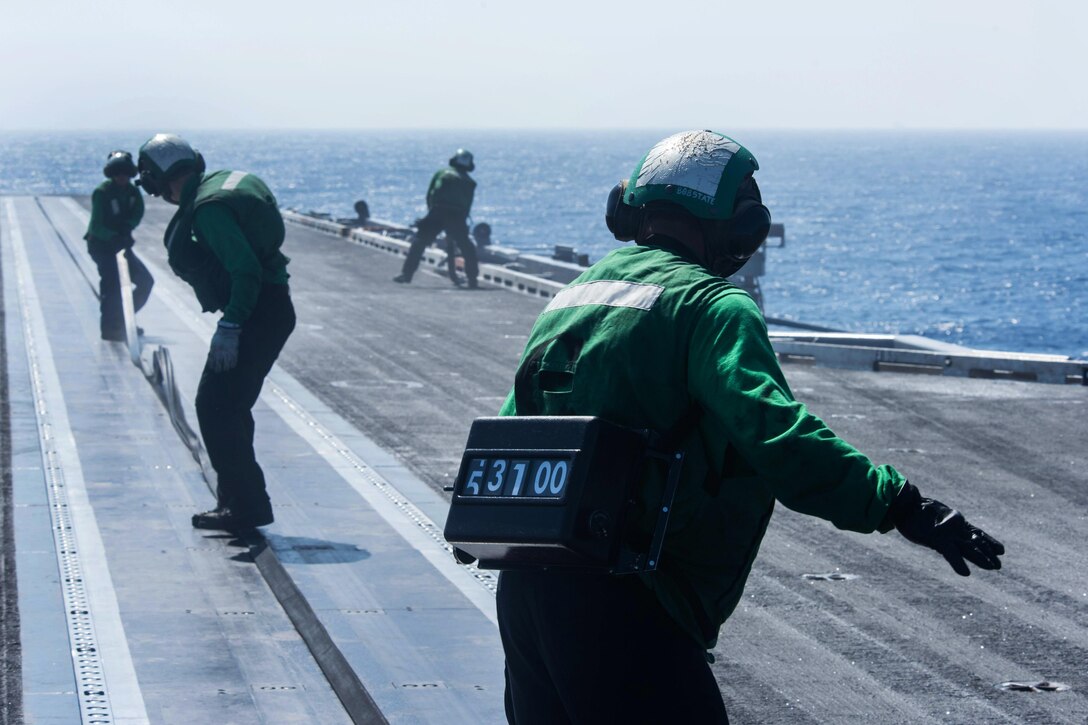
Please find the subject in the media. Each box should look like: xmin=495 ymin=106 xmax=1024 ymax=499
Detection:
xmin=84 ymin=150 xmax=154 ymax=341
xmin=137 ymin=134 xmax=295 ymax=532
xmin=394 ymin=148 xmax=479 ymax=288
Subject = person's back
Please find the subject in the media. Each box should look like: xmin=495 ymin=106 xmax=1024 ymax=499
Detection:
xmin=191 ymin=169 xmax=288 ymax=282
xmin=500 ymin=235 xmax=904 ymax=647
xmin=164 ymin=168 xmax=288 ymax=317
xmin=427 ymin=166 xmax=476 ymax=217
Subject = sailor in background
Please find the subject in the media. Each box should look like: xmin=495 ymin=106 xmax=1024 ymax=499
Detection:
xmin=393 ymin=149 xmax=479 ymax=288
xmin=495 ymin=130 xmax=1005 ymax=723
xmin=136 ymin=134 xmax=295 ymax=533
xmin=84 ymin=150 xmax=154 ymax=341
xmin=472 ymin=221 xmax=492 ymax=250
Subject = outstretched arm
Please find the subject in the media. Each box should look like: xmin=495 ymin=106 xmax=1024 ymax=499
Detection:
xmin=691 ymin=289 xmax=1005 ymax=575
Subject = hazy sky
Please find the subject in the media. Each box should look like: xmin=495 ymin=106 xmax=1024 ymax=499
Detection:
xmin=1 ymin=0 xmax=1084 ymax=130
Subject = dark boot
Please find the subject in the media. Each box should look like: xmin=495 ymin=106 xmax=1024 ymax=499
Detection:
xmin=191 ymin=506 xmax=273 ymax=532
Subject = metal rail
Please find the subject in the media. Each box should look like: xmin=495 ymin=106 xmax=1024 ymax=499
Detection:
xmin=283 ymin=211 xmax=566 ymax=301
xmin=770 ymin=337 xmax=1087 ymax=385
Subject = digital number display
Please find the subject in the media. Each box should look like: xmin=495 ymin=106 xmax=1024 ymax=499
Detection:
xmin=459 ymin=457 xmax=572 ymax=500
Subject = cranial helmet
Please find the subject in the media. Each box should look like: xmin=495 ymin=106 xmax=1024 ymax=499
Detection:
xmin=472 ymin=222 xmax=491 ymax=245
xmin=449 ymin=148 xmax=475 ymax=172
xmin=103 ymin=150 xmax=137 ymax=178
xmin=136 ymin=133 xmax=205 ymax=197
xmin=605 ymin=129 xmax=771 ymax=277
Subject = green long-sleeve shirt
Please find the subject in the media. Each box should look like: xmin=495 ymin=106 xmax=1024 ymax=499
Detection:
xmin=499 ymin=242 xmax=905 ymax=649
xmin=164 ymin=171 xmax=289 ymax=324
xmin=85 ymin=179 xmax=143 ymax=249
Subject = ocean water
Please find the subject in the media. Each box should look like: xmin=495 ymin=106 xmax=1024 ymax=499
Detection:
xmin=2 ymin=129 xmax=1086 ymax=358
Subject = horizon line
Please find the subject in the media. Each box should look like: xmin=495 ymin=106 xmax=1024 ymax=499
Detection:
xmin=3 ymin=126 xmax=1088 ymax=134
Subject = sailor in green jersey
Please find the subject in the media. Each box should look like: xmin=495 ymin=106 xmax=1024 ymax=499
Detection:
xmin=84 ymin=150 xmax=154 ymax=341
xmin=394 ymin=149 xmax=479 ymax=288
xmin=495 ymin=130 xmax=1005 ymax=724
xmin=137 ymin=134 xmax=295 ymax=533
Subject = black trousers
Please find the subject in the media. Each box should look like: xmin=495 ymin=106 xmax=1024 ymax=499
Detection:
xmin=195 ymin=285 xmax=295 ymax=518
xmin=497 ymin=569 xmax=729 ymax=725
xmin=400 ymin=210 xmax=478 ymax=283
xmin=89 ymin=246 xmax=154 ymax=336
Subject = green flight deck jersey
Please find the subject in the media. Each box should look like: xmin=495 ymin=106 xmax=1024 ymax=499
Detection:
xmin=164 ymin=170 xmax=290 ymax=324
xmin=426 ymin=167 xmax=476 ymax=217
xmin=85 ymin=179 xmax=144 ymax=251
xmin=499 ymin=242 xmax=906 ymax=649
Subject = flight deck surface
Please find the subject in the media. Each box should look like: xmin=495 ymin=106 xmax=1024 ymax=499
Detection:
xmin=1 ymin=195 xmax=1085 ymax=724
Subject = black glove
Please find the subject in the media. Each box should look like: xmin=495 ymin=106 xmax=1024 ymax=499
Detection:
xmin=887 ymin=481 xmax=1005 ymax=576
xmin=208 ymin=320 xmax=242 ymax=372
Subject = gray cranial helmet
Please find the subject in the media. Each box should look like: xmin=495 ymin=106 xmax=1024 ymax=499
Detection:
xmin=449 ymin=149 xmax=475 ymax=172
xmin=136 ymin=133 xmax=205 ymax=197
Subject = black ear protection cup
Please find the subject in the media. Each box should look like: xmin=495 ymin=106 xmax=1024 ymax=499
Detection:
xmin=605 ymin=179 xmax=643 ymax=242
xmin=720 ymin=175 xmax=771 ymax=260
xmin=724 ymin=202 xmax=771 ymax=259
xmin=704 ymin=176 xmax=771 ymax=277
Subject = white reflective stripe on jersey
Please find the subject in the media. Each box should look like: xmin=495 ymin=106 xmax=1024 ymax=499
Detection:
xmin=221 ymin=171 xmax=248 ymax=190
xmin=543 ymin=280 xmax=664 ymax=313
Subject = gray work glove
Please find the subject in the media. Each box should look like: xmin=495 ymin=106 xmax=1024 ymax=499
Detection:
xmin=887 ymin=481 xmax=1005 ymax=576
xmin=208 ymin=320 xmax=242 ymax=372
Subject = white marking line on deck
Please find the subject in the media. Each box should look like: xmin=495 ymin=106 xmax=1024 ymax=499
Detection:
xmin=159 ymin=272 xmax=499 ymax=624
xmin=6 ymin=199 xmax=151 ymax=724
xmin=57 ymin=197 xmax=502 ymax=625
xmin=262 ymin=377 xmax=500 ymax=624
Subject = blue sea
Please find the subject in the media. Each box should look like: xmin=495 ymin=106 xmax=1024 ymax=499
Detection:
xmin=2 ymin=130 xmax=1086 ymax=358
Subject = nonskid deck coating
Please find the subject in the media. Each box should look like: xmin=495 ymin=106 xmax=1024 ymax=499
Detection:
xmin=1 ymin=194 xmax=1085 ymax=724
